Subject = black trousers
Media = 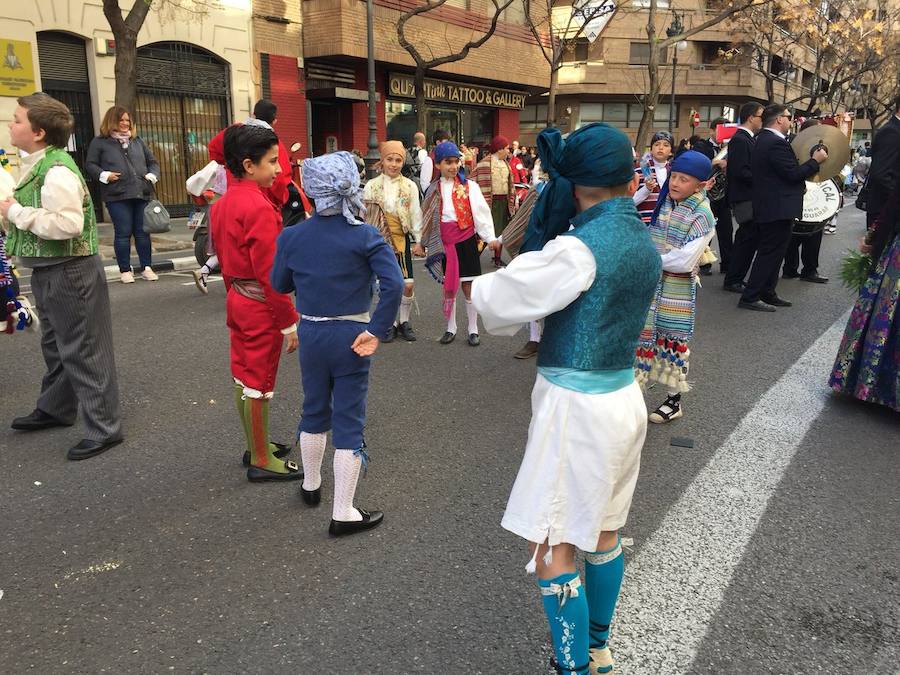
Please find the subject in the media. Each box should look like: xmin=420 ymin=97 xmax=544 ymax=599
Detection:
xmin=724 ymin=220 xmax=759 ymax=286
xmin=712 ymin=199 xmax=733 ymax=269
xmin=740 ymin=220 xmax=794 ymax=303
xmin=783 ymin=229 xmax=823 ymax=277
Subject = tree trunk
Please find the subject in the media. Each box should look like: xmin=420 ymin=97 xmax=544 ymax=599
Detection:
xmin=547 ymin=66 xmax=559 ymax=127
xmin=113 ymin=30 xmax=137 ymax=109
xmin=414 ymin=67 xmax=427 ymax=140
xmin=636 ymin=42 xmax=661 ymax=152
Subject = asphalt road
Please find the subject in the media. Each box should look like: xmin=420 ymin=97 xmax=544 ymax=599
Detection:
xmin=0 ymin=205 xmax=897 ymax=674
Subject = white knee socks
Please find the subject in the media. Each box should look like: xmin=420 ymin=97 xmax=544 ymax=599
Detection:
xmin=332 ymin=449 xmax=363 ymax=522
xmin=300 ymin=431 xmax=327 ymax=491
xmin=446 ymin=299 xmax=458 ymax=335
xmin=399 ymin=293 xmax=413 ymax=324
xmin=465 ymin=299 xmax=478 ymax=335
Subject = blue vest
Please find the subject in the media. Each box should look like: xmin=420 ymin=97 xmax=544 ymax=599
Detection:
xmin=537 ymin=197 xmax=662 ymax=371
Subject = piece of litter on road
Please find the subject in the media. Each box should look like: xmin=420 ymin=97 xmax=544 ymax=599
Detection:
xmin=34 ymin=481 xmax=42 ymax=486
xmin=621 ymin=537 xmax=634 ymax=549
xmin=0 ymin=589 xmax=4 ymax=600
xmin=209 ymin=400 xmax=216 ymax=404
xmin=670 ymin=436 xmax=695 ymax=448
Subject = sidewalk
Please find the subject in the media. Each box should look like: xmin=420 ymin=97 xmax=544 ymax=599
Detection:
xmin=96 ymin=216 xmax=199 ymax=279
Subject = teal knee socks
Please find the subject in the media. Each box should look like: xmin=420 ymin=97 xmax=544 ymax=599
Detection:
xmin=539 ymin=572 xmax=590 ymax=674
xmin=584 ymin=538 xmax=624 ymax=654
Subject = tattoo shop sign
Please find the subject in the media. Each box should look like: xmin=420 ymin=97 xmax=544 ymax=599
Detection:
xmin=0 ymin=39 xmax=36 ymax=97
xmin=388 ymin=73 xmax=527 ymax=110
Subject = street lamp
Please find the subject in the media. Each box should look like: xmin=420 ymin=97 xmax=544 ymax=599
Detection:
xmin=666 ymin=11 xmax=687 ymax=135
xmin=364 ymin=0 xmax=380 ymax=180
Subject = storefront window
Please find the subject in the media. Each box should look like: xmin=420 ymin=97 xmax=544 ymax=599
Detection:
xmin=578 ymin=102 xmax=677 ymax=129
xmin=386 ymin=101 xmax=415 ymax=145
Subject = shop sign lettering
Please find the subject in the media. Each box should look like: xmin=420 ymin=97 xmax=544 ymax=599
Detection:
xmin=388 ymin=73 xmax=526 ymax=109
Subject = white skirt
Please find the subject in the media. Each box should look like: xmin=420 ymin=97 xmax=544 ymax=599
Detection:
xmin=501 ymin=375 xmax=647 ymax=553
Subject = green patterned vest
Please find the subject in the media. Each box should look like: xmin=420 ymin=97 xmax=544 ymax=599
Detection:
xmin=7 ymin=147 xmax=98 ymax=258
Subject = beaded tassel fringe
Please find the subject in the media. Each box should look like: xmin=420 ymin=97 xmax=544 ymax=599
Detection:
xmin=635 ymin=337 xmax=691 ymax=393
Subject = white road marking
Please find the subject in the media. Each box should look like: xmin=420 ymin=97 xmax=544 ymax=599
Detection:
xmin=613 ymin=310 xmax=851 ymax=673
xmin=62 ymin=560 xmax=122 ymax=581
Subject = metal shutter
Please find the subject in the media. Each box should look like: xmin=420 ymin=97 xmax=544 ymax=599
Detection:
xmin=37 ymin=32 xmax=89 ymax=84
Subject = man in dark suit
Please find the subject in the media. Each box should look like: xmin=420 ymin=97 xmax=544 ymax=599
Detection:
xmin=866 ymin=98 xmax=900 ymax=237
xmin=738 ymin=104 xmax=826 ymax=311
xmin=723 ymin=102 xmax=764 ymax=293
xmin=693 ymin=117 xmax=731 ymax=274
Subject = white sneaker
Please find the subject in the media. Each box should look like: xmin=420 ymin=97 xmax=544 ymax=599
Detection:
xmin=141 ymin=268 xmax=159 ymax=281
xmin=589 ymin=646 xmax=614 ymax=674
xmin=192 ymin=269 xmax=209 ymax=295
xmin=121 ymin=271 xmax=135 ymax=284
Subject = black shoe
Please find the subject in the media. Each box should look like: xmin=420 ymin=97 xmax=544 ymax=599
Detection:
xmin=800 ymin=273 xmax=829 ymax=284
xmin=397 ymin=321 xmax=417 ymax=342
xmin=247 ymin=459 xmax=303 ymax=482
xmin=242 ymin=442 xmax=291 ymax=467
xmin=699 ymin=264 xmax=713 ymax=276
xmin=738 ymin=299 xmax=776 ymax=312
xmin=380 ymin=325 xmax=397 ymax=343
xmin=723 ymin=282 xmax=745 ymax=293
xmin=467 ymin=333 xmax=480 ymax=346
xmin=300 ymin=486 xmax=321 ymax=506
xmin=328 ymin=508 xmax=384 ymax=536
xmin=439 ymin=331 xmax=456 ymax=345
xmin=762 ymin=294 xmax=792 ymax=307
xmin=11 ymin=409 xmax=73 ymax=431
xmin=67 ymin=437 xmax=123 ymax=461
xmin=492 ymin=258 xmax=506 ymax=268
xmin=782 ymin=271 xmax=800 ymax=279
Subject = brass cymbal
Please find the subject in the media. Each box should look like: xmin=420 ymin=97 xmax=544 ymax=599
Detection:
xmin=791 ymin=124 xmax=850 ymax=181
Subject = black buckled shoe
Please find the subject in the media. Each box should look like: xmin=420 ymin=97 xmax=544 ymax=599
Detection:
xmin=247 ymin=459 xmax=303 ymax=482
xmin=439 ymin=331 xmax=456 ymax=345
xmin=397 ymin=321 xmax=417 ymax=342
xmin=300 ymin=486 xmax=321 ymax=506
xmin=380 ymin=325 xmax=397 ymax=343
xmin=242 ymin=442 xmax=291 ymax=467
xmin=11 ymin=409 xmax=73 ymax=432
xmin=328 ymin=508 xmax=384 ymax=536
xmin=467 ymin=333 xmax=480 ymax=346
xmin=67 ymin=437 xmax=123 ymax=461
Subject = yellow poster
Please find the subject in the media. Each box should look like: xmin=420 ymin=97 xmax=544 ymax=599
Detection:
xmin=0 ymin=39 xmax=36 ymax=97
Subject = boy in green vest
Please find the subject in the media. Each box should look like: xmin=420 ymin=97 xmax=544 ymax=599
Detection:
xmin=1 ymin=94 xmax=123 ymax=460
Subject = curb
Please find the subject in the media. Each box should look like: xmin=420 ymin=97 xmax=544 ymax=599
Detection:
xmin=104 ymin=255 xmax=198 ymax=281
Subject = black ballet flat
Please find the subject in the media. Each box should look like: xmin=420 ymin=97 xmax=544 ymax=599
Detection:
xmin=300 ymin=486 xmax=321 ymax=506
xmin=246 ymin=459 xmax=303 ymax=482
xmin=328 ymin=508 xmax=384 ymax=536
xmin=439 ymin=331 xmax=456 ymax=345
xmin=242 ymin=442 xmax=291 ymax=467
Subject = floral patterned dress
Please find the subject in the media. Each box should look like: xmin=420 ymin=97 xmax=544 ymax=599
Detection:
xmin=829 ymin=231 xmax=899 ymax=411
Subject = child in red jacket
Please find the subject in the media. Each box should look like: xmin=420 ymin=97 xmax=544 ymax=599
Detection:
xmin=210 ymin=124 xmax=301 ymax=482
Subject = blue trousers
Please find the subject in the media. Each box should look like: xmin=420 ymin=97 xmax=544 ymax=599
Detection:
xmin=298 ymin=320 xmax=371 ymax=449
xmin=106 ymin=199 xmax=152 ymax=272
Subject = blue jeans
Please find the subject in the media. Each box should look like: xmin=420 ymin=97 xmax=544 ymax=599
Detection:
xmin=106 ymin=199 xmax=152 ymax=272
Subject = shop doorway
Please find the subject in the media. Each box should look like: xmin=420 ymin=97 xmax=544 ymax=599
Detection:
xmin=36 ymin=32 xmax=102 ymax=221
xmin=134 ymin=42 xmax=231 ymax=216
xmin=310 ymin=101 xmax=345 ymax=157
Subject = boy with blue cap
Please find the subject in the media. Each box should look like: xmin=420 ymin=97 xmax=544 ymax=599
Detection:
xmin=420 ymin=141 xmax=500 ymax=346
xmin=634 ymin=150 xmax=716 ymax=424
xmin=472 ymin=123 xmax=661 ymax=675
xmin=271 ymin=151 xmax=403 ymax=536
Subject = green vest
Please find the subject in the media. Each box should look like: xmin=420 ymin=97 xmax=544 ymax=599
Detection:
xmin=7 ymin=147 xmax=98 ymax=258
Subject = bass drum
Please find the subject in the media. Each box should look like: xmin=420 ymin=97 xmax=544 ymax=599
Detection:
xmin=793 ymin=179 xmax=842 ymax=237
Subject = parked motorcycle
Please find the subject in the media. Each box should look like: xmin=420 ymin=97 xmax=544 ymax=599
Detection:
xmin=188 ymin=190 xmax=214 ymax=267
xmin=282 ymin=142 xmax=313 ymax=228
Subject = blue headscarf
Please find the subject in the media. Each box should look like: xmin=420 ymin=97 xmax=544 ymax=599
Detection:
xmin=302 ymin=151 xmax=366 ymax=224
xmin=521 ymin=123 xmax=635 ymax=254
xmin=433 ymin=141 xmax=467 ymax=183
xmin=649 ymin=150 xmax=713 ymax=224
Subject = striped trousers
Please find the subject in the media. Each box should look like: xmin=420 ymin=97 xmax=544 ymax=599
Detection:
xmin=29 ymin=255 xmax=122 ymax=441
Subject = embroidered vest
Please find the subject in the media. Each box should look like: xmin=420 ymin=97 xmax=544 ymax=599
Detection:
xmin=448 ymin=177 xmax=475 ymax=230
xmin=537 ymin=198 xmax=662 ymax=371
xmin=7 ymin=147 xmax=98 ymax=258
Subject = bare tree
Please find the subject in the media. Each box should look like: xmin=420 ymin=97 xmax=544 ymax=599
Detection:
xmin=102 ymin=0 xmax=214 ymax=110
xmin=397 ymin=0 xmax=516 ymax=134
xmin=523 ymin=0 xmax=617 ymax=125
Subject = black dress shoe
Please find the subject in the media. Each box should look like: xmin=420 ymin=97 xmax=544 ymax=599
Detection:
xmin=439 ymin=331 xmax=456 ymax=344
xmin=782 ymin=271 xmax=800 ymax=279
xmin=699 ymin=264 xmax=713 ymax=276
xmin=380 ymin=325 xmax=397 ymax=343
xmin=242 ymin=442 xmax=291 ymax=467
xmin=800 ymin=273 xmax=829 ymax=284
xmin=328 ymin=508 xmax=384 ymax=536
xmin=762 ymin=295 xmax=792 ymax=307
xmin=467 ymin=333 xmax=480 ymax=346
xmin=300 ymin=486 xmax=321 ymax=506
xmin=738 ymin=299 xmax=776 ymax=312
xmin=67 ymin=437 xmax=123 ymax=461
xmin=11 ymin=409 xmax=73 ymax=431
xmin=723 ymin=282 xmax=745 ymax=293
xmin=247 ymin=459 xmax=303 ymax=482
xmin=397 ymin=321 xmax=417 ymax=342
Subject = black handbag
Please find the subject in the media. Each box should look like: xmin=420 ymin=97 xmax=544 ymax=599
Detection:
xmin=855 ymin=175 xmax=869 ymax=211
